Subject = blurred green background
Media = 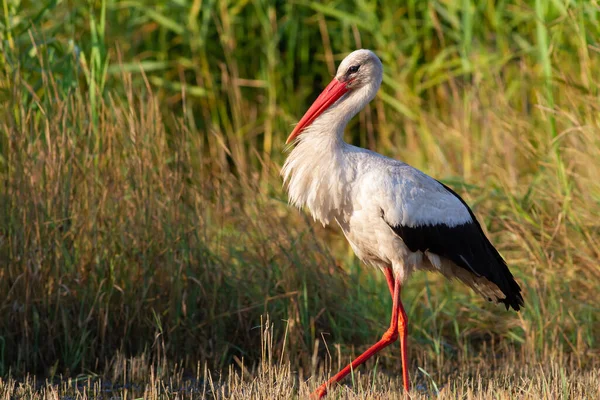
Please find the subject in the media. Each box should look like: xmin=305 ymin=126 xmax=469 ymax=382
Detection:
xmin=0 ymin=0 xmax=598 ymax=379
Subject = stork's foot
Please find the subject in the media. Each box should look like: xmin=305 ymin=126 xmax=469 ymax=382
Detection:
xmin=311 ymin=385 xmax=327 ymax=399
xmin=402 ymin=370 xmax=411 ymax=394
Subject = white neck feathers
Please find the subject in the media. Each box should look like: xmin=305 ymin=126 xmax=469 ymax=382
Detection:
xmin=281 ymin=125 xmax=353 ymax=225
xmin=281 ymin=60 xmax=382 ymax=225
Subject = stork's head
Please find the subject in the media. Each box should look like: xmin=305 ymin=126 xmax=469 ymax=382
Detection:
xmin=286 ymin=49 xmax=383 ymax=144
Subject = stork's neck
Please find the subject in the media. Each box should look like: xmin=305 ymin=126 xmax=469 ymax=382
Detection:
xmin=308 ymin=80 xmax=379 ymax=143
xmin=281 ymin=79 xmax=381 ymax=225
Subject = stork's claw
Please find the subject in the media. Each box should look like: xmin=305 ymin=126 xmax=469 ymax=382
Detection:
xmin=311 ymin=386 xmax=327 ymax=399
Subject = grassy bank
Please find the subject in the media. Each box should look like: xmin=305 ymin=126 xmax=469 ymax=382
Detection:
xmin=0 ymin=0 xmax=598 ymax=392
xmin=1 ymin=321 xmax=599 ymax=399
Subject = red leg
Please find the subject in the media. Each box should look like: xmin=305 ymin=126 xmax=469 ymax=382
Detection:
xmin=398 ymin=295 xmax=410 ymax=393
xmin=384 ymin=266 xmax=410 ymax=392
xmin=312 ymin=273 xmax=404 ymax=398
xmin=383 ymin=266 xmax=395 ymax=297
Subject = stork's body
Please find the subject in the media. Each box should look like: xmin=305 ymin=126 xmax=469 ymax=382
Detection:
xmin=282 ymin=49 xmax=523 ymax=398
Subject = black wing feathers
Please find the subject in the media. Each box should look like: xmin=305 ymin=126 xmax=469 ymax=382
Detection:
xmin=387 ymin=182 xmax=524 ymax=311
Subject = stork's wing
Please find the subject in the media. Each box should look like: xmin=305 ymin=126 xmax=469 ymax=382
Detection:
xmin=381 ymin=172 xmax=523 ymax=311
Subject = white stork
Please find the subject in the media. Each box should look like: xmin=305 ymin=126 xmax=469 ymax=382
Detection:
xmin=281 ymin=49 xmax=523 ymax=398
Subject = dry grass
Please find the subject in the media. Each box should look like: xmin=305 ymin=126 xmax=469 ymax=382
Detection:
xmin=5 ymin=362 xmax=599 ymax=399
xmin=3 ymin=362 xmax=599 ymax=399
xmin=1 ymin=318 xmax=598 ymax=399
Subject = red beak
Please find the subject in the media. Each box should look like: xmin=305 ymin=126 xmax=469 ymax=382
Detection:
xmin=286 ymin=78 xmax=350 ymax=144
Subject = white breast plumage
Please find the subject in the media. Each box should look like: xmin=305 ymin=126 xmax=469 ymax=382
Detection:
xmin=282 ymin=128 xmax=356 ymax=226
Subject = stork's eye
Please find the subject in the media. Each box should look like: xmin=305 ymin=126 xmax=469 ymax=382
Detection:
xmin=347 ymin=65 xmax=360 ymax=74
